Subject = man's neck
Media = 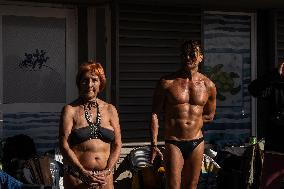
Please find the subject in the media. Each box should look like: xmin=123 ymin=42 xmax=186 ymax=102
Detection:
xmin=180 ymin=66 xmax=198 ymax=79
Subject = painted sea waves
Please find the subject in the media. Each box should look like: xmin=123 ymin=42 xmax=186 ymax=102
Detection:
xmin=203 ymin=12 xmax=253 ymax=148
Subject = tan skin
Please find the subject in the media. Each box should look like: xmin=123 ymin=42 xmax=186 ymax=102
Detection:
xmin=59 ymin=71 xmax=122 ymax=189
xmin=279 ymin=62 xmax=284 ymax=76
xmin=150 ymin=46 xmax=216 ymax=189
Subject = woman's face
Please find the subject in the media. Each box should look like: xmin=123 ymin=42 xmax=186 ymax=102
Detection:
xmin=79 ymin=71 xmax=101 ymax=101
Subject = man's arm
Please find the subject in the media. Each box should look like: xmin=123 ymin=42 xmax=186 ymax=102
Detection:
xmin=105 ymin=105 xmax=122 ymax=175
xmin=248 ymin=70 xmax=280 ymax=98
xmin=151 ymin=79 xmax=166 ymax=145
xmin=203 ymin=80 xmax=217 ymax=123
xmin=249 ymin=62 xmax=284 ymax=98
xmin=150 ymin=79 xmax=166 ymax=163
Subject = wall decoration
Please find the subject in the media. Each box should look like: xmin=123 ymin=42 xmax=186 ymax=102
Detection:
xmin=204 ymin=53 xmax=242 ymax=106
xmin=203 ymin=12 xmax=254 ymax=147
xmin=3 ymin=16 xmax=66 ymax=103
xmin=19 ymin=49 xmax=51 ymax=71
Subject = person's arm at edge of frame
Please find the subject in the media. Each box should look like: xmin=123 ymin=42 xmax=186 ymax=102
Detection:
xmin=203 ymin=79 xmax=217 ymax=124
xmin=248 ymin=62 xmax=284 ymax=98
xmin=150 ymin=78 xmax=165 ymax=163
xmin=58 ymin=105 xmax=88 ymax=175
xmin=279 ymin=62 xmax=284 ymax=77
xmin=104 ymin=104 xmax=122 ymax=176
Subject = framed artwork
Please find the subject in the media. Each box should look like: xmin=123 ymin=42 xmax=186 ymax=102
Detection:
xmin=0 ymin=3 xmax=76 ymax=153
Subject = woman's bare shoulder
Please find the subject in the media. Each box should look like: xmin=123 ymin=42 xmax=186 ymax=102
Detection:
xmin=62 ymin=99 xmax=80 ymax=114
xmin=97 ymin=99 xmax=117 ymax=113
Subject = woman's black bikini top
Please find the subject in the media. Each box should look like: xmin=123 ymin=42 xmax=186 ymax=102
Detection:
xmin=68 ymin=101 xmax=115 ymax=146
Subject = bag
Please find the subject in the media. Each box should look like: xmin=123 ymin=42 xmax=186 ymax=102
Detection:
xmin=129 ymin=146 xmax=165 ymax=189
xmin=202 ymin=154 xmax=221 ymax=174
xmin=23 ymin=155 xmax=53 ymax=186
xmin=131 ymin=166 xmax=165 ymax=189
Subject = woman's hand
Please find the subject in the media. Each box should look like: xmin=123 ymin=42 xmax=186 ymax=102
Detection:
xmin=80 ymin=169 xmax=107 ymax=187
xmin=98 ymin=168 xmax=113 ymax=177
xmin=89 ymin=173 xmax=107 ymax=187
xmin=86 ymin=169 xmax=112 ymax=188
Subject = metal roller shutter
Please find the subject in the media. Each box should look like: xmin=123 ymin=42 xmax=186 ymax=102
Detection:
xmin=276 ymin=10 xmax=284 ymax=63
xmin=116 ymin=2 xmax=201 ymax=143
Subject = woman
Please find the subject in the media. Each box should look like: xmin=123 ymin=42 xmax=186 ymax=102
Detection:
xmin=59 ymin=61 xmax=122 ymax=189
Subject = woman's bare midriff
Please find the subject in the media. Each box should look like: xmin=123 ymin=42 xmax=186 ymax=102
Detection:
xmin=72 ymin=139 xmax=111 ymax=171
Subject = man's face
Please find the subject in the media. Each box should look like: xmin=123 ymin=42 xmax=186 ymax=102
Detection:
xmin=181 ymin=46 xmax=203 ymax=69
xmin=79 ymin=72 xmax=101 ymax=101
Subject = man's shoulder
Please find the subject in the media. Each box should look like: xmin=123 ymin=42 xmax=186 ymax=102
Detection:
xmin=159 ymin=74 xmax=176 ymax=87
xmin=199 ymin=73 xmax=216 ymax=88
xmin=160 ymin=72 xmax=176 ymax=79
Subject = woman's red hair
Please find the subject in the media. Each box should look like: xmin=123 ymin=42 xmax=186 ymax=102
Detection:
xmin=76 ymin=61 xmax=106 ymax=92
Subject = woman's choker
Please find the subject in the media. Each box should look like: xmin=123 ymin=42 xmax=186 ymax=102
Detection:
xmin=81 ymin=98 xmax=97 ymax=110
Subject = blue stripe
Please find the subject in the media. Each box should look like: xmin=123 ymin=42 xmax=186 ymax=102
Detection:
xmin=204 ymin=14 xmax=251 ymax=21
xmin=204 ymin=49 xmax=250 ymax=53
xmin=4 ymin=119 xmax=59 ymax=124
xmin=203 ymin=123 xmax=250 ymax=130
xmin=204 ymin=132 xmax=250 ymax=147
xmin=3 ymin=124 xmax=58 ymax=130
xmin=4 ymin=113 xmax=60 ymax=119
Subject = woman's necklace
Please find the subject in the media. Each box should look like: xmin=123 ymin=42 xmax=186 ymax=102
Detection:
xmin=83 ymin=99 xmax=101 ymax=138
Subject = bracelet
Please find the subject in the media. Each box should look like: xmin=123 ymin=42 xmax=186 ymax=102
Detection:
xmin=106 ymin=168 xmax=113 ymax=174
xmin=151 ymin=144 xmax=158 ymax=148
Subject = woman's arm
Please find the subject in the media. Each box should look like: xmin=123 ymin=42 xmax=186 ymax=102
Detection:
xmin=59 ymin=105 xmax=86 ymax=172
xmin=104 ymin=105 xmax=122 ymax=175
xmin=59 ymin=105 xmax=109 ymax=186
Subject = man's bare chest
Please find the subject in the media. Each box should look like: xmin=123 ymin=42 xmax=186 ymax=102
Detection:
xmin=166 ymin=80 xmax=209 ymax=106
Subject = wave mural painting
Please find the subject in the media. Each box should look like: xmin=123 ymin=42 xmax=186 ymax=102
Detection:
xmin=3 ymin=112 xmax=60 ymax=154
xmin=203 ymin=12 xmax=254 ymax=148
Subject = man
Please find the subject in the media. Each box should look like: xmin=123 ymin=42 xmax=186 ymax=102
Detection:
xmin=150 ymin=40 xmax=217 ymax=189
xmin=248 ymin=62 xmax=284 ymax=189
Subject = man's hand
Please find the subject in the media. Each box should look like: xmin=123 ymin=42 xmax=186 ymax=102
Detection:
xmin=150 ymin=146 xmax=163 ymax=164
